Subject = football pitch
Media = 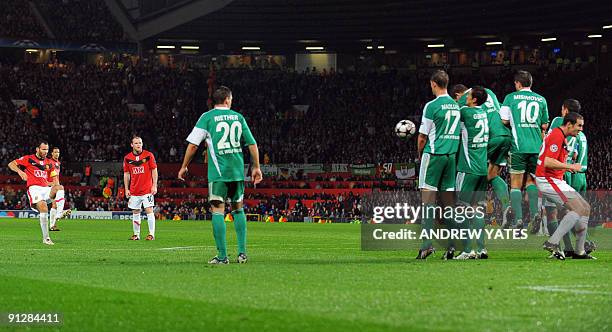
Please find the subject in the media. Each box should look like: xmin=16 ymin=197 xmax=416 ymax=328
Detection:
xmin=1 ymin=219 xmax=610 ymax=331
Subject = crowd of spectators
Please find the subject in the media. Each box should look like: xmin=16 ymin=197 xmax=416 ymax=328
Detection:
xmin=0 ymin=57 xmax=610 ymax=218
xmin=4 ymin=60 xmax=607 ymax=166
xmin=0 ymin=0 xmax=47 ymax=39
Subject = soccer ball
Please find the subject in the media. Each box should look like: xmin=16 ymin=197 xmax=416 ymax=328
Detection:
xmin=395 ymin=120 xmax=416 ymax=139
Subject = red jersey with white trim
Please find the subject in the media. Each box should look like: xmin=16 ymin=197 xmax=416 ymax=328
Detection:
xmin=536 ymin=127 xmax=568 ymax=180
xmin=15 ymin=154 xmax=55 ymax=187
xmin=47 ymin=159 xmax=61 ymax=183
xmin=123 ymin=150 xmax=157 ymax=196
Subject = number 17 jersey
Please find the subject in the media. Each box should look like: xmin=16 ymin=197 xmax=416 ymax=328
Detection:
xmin=418 ymin=94 xmax=461 ymax=155
xmin=186 ymin=107 xmax=257 ymax=182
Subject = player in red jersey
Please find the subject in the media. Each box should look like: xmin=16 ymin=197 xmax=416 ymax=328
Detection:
xmin=123 ymin=136 xmax=158 ymax=240
xmin=535 ymin=112 xmax=592 ymax=260
xmin=47 ymin=147 xmax=69 ymax=231
xmin=7 ymin=142 xmax=68 ymax=245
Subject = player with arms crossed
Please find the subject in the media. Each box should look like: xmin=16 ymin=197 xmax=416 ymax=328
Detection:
xmin=8 ymin=142 xmax=69 ymax=245
xmin=500 ymin=70 xmax=549 ymax=231
xmin=453 ymin=84 xmax=513 ymax=228
xmin=454 ymin=86 xmax=490 ymax=259
xmin=124 ymin=136 xmax=158 ymax=241
xmin=179 ymin=86 xmax=262 ymax=264
xmin=537 ymin=112 xmax=593 ymax=260
xmin=416 ymin=70 xmax=461 ymax=260
xmin=47 ymin=147 xmax=67 ymax=231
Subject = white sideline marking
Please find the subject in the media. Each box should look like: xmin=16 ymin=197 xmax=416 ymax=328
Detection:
xmin=519 ymin=285 xmax=611 ymax=295
xmin=158 ymin=246 xmax=209 ymax=250
xmin=4 ymin=244 xmax=357 ymax=251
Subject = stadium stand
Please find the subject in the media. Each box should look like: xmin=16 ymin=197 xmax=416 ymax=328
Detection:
xmin=0 ymin=0 xmax=47 ymax=39
xmin=0 ymin=55 xmax=610 ymax=219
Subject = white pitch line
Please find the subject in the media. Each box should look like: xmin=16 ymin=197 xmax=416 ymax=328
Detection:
xmin=158 ymin=246 xmax=211 ymax=250
xmin=4 ymin=246 xmax=358 ymax=251
xmin=519 ymin=285 xmax=611 ymax=295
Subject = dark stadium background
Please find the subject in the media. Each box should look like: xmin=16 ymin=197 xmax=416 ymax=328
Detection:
xmin=1 ymin=2 xmax=611 ymax=332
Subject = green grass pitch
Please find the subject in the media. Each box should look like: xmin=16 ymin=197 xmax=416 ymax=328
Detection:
xmin=1 ymin=219 xmax=610 ymax=331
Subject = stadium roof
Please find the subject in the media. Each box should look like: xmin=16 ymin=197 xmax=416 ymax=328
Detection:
xmin=114 ymin=0 xmax=612 ymax=52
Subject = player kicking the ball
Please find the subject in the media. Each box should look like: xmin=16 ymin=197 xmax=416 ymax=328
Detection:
xmin=47 ymin=147 xmax=67 ymax=231
xmin=8 ymin=142 xmax=70 ymax=245
xmin=536 ymin=112 xmax=594 ymax=260
xmin=179 ymin=86 xmax=262 ymax=265
xmin=123 ymin=136 xmax=158 ymax=241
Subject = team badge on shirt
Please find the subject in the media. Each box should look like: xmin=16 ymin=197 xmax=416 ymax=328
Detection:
xmin=549 ymin=144 xmax=558 ymax=152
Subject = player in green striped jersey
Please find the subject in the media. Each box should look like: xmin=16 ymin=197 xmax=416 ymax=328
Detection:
xmin=454 ymin=86 xmax=490 ymax=259
xmin=179 ymin=86 xmax=263 ymax=264
xmin=548 ymin=99 xmax=581 ymax=186
xmin=416 ymin=70 xmax=461 ymax=260
xmin=500 ymin=71 xmax=549 ymax=232
xmin=453 ymin=84 xmax=513 ymax=229
xmin=572 ymin=131 xmax=588 ymax=195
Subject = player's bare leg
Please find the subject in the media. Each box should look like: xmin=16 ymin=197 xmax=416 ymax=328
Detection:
xmin=49 ymin=200 xmax=59 ymax=231
xmin=36 ymin=201 xmax=53 ymax=245
xmin=143 ymin=207 xmax=156 ymax=240
xmin=208 ymin=201 xmax=229 ymax=264
xmin=231 ymin=201 xmax=247 ymax=263
xmin=416 ymin=190 xmax=436 ymax=259
xmin=439 ymin=190 xmax=457 ymax=260
xmin=50 ymin=185 xmax=70 ymax=220
xmin=488 ymin=163 xmax=512 ymax=228
xmin=131 ymin=209 xmax=141 ymax=240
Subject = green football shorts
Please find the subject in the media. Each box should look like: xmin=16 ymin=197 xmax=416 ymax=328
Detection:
xmin=419 ymin=153 xmax=456 ymax=191
xmin=508 ymin=152 xmax=538 ymax=175
xmin=456 ymin=172 xmax=488 ymax=205
xmin=208 ymin=181 xmax=244 ymax=203
xmin=487 ymin=136 xmax=511 ymax=166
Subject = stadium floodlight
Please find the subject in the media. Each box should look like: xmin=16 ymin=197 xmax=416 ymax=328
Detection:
xmin=541 ymin=37 xmax=556 ymax=42
xmin=305 ymin=46 xmax=324 ymax=50
xmin=485 ymin=41 xmax=503 ymax=46
xmin=25 ymin=49 xmax=39 ymax=52
xmin=156 ymin=45 xmax=175 ymax=49
xmin=242 ymin=46 xmax=261 ymax=50
xmin=377 ymin=45 xmax=385 ymax=49
xmin=180 ymin=46 xmax=199 ymax=50
xmin=366 ymin=46 xmax=373 ymax=49
xmin=427 ymin=44 xmax=445 ymax=48
xmin=603 ymin=25 xmax=612 ymax=29
xmin=587 ymin=34 xmax=602 ymax=38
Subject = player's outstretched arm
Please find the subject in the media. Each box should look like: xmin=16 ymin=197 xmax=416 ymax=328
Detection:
xmin=248 ymin=144 xmax=262 ymax=185
xmin=124 ymin=171 xmax=131 ymax=198
xmin=178 ymin=143 xmax=198 ymax=180
xmin=8 ymin=160 xmax=27 ymax=182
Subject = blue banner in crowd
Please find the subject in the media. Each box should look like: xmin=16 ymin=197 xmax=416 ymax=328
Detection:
xmin=0 ymin=37 xmax=137 ymax=53
xmin=0 ymin=210 xmax=144 ymax=220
